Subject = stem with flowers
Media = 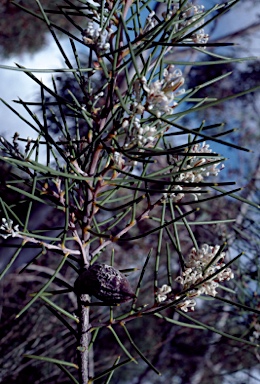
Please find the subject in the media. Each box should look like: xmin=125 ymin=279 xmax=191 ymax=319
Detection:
xmin=0 ymin=0 xmax=259 ymax=383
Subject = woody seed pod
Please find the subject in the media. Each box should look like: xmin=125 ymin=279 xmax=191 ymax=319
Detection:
xmin=74 ymin=263 xmax=136 ymax=303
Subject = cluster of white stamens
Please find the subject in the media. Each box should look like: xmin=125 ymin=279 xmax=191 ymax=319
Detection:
xmin=175 ymin=244 xmax=234 ymax=311
xmin=123 ymin=117 xmax=159 ymax=148
xmin=138 ymin=66 xmax=185 ymax=118
xmin=162 ymin=142 xmax=224 ymax=202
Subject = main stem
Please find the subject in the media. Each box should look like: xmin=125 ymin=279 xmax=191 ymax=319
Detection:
xmin=78 ymin=294 xmax=91 ymax=384
xmin=78 ymin=179 xmax=92 ymax=382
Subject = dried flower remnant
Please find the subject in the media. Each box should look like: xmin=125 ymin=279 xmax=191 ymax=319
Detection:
xmin=74 ymin=263 xmax=136 ymax=304
xmin=0 ymin=218 xmax=19 ymax=239
xmin=175 ymin=244 xmax=234 ymax=304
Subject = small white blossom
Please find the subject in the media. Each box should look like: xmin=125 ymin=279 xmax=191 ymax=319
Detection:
xmin=132 ymin=102 xmax=145 ymax=115
xmin=94 ymin=91 xmax=104 ymax=100
xmin=249 ymin=322 xmax=260 ymax=361
xmin=0 ymin=218 xmax=19 ymax=239
xmin=122 ymin=119 xmax=129 ymax=129
xmin=113 ymin=151 xmax=125 ymax=168
xmin=82 ymin=22 xmax=112 ymax=53
xmin=192 ymin=28 xmax=209 ymax=45
xmin=156 ymin=284 xmax=172 ymax=303
xmin=177 ymin=299 xmax=196 ymax=312
xmin=142 ymin=11 xmax=157 ymax=33
xmin=250 ymin=322 xmax=260 ymax=342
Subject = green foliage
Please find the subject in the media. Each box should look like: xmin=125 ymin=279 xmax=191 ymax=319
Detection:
xmin=0 ymin=0 xmax=259 ymax=383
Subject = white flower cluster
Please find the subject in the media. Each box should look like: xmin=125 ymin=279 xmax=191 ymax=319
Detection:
xmin=164 ymin=2 xmax=209 ymax=46
xmin=156 ymin=284 xmax=197 ymax=312
xmin=156 ymin=284 xmax=172 ymax=303
xmin=120 ymin=65 xmax=185 ymax=150
xmin=82 ymin=21 xmax=112 ymax=53
xmin=0 ymin=218 xmax=19 ymax=239
xmin=138 ymin=65 xmax=185 ymax=118
xmin=133 ymin=117 xmax=158 ymax=147
xmin=162 ymin=142 xmax=224 ymax=202
xmin=162 ymin=186 xmax=185 ymax=203
xmin=185 ymin=142 xmax=223 ymax=177
xmin=123 ymin=117 xmax=159 ymax=148
xmin=175 ymin=244 xmax=234 ymax=305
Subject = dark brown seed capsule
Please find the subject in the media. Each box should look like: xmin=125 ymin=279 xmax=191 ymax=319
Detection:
xmin=74 ymin=263 xmax=136 ymax=303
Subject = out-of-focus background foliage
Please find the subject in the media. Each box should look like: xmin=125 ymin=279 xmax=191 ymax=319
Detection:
xmin=0 ymin=0 xmax=80 ymax=57
xmin=0 ymin=1 xmax=259 ymax=383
